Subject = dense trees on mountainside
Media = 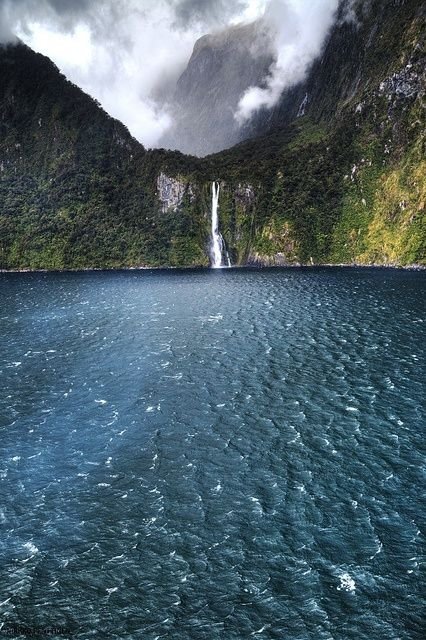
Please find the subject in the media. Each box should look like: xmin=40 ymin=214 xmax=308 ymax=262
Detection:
xmin=0 ymin=0 xmax=424 ymax=269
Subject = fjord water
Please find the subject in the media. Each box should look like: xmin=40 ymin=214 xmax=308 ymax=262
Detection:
xmin=0 ymin=268 xmax=424 ymax=639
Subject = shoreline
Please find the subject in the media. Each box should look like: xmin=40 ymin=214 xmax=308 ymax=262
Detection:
xmin=0 ymin=262 xmax=425 ymax=274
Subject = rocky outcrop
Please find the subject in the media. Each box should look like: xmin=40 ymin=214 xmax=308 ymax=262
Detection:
xmin=246 ymin=253 xmax=299 ymax=267
xmin=234 ymin=183 xmax=255 ymax=205
xmin=378 ymin=59 xmax=425 ymax=102
xmin=156 ymin=172 xmax=194 ymax=212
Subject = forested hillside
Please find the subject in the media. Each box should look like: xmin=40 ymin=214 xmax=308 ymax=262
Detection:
xmin=0 ymin=0 xmax=424 ymax=269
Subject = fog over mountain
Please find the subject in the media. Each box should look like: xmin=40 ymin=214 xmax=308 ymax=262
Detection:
xmin=158 ymin=0 xmax=342 ymax=156
xmin=0 ymin=0 xmax=342 ymax=153
xmin=235 ymin=0 xmax=339 ymax=124
xmin=1 ymin=0 xmax=424 ymax=270
xmin=157 ymin=19 xmax=275 ymax=156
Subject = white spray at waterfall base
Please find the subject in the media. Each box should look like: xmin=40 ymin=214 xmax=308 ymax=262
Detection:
xmin=210 ymin=181 xmax=231 ymax=268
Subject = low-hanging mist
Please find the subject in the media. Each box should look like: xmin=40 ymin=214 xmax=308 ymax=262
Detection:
xmin=0 ymin=0 xmax=346 ymax=151
xmin=236 ymin=0 xmax=340 ymax=123
xmin=0 ymin=0 xmax=424 ymax=269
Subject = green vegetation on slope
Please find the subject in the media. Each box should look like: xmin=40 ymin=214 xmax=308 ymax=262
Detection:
xmin=0 ymin=0 xmax=424 ymax=269
xmin=204 ymin=0 xmax=425 ymax=266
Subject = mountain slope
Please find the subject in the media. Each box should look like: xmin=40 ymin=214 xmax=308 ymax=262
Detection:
xmin=205 ymin=0 xmax=425 ymax=266
xmin=157 ymin=21 xmax=274 ymax=157
xmin=0 ymin=43 xmax=206 ymax=269
xmin=0 ymin=0 xmax=424 ymax=270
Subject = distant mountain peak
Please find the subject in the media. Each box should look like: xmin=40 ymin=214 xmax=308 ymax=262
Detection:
xmin=158 ymin=20 xmax=274 ymax=157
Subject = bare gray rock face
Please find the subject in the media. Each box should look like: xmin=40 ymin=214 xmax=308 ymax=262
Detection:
xmin=157 ymin=21 xmax=274 ymax=157
xmin=156 ymin=172 xmax=193 ymax=212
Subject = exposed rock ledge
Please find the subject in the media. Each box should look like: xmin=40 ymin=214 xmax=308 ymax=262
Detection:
xmin=246 ymin=253 xmax=300 ymax=267
xmin=156 ymin=172 xmax=194 ymax=213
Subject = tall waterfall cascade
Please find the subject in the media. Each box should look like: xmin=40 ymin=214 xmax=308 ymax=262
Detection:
xmin=210 ymin=182 xmax=231 ymax=268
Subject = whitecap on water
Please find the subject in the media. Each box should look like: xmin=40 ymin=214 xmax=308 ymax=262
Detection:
xmin=149 ymin=486 xmax=161 ymax=494
xmin=249 ymin=497 xmax=263 ymax=514
xmin=337 ymin=572 xmax=356 ymax=593
xmin=106 ymin=587 xmax=118 ymax=595
xmin=23 ymin=542 xmax=39 ymax=556
xmin=163 ymin=373 xmax=183 ymax=380
xmin=213 ymin=481 xmax=222 ymax=493
xmin=384 ymin=376 xmax=395 ymax=389
xmin=369 ymin=539 xmax=383 ymax=559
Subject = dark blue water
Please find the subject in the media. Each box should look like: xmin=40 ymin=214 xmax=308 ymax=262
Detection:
xmin=0 ymin=268 xmax=424 ymax=639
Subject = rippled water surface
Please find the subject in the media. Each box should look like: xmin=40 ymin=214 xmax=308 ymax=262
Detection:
xmin=0 ymin=267 xmax=425 ymax=639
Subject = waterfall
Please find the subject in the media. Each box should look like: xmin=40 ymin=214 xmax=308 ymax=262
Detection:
xmin=210 ymin=181 xmax=230 ymax=268
xmin=210 ymin=181 xmax=222 ymax=268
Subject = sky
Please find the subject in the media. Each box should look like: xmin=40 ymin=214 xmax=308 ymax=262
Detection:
xmin=0 ymin=0 xmax=341 ymax=148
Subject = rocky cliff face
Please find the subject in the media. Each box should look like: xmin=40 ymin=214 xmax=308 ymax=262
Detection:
xmin=211 ymin=0 xmax=425 ymax=267
xmin=156 ymin=172 xmax=194 ymax=213
xmin=158 ymin=21 xmax=274 ymax=157
xmin=245 ymin=0 xmax=425 ymax=139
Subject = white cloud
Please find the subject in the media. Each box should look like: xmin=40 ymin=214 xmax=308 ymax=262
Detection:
xmin=4 ymin=0 xmax=264 ymax=147
xmin=14 ymin=2 xmax=200 ymax=146
xmin=1 ymin=0 xmax=342 ymax=147
xmin=232 ymin=0 xmax=268 ymax=24
xmin=23 ymin=22 xmax=93 ymax=71
xmin=235 ymin=0 xmax=339 ymax=123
